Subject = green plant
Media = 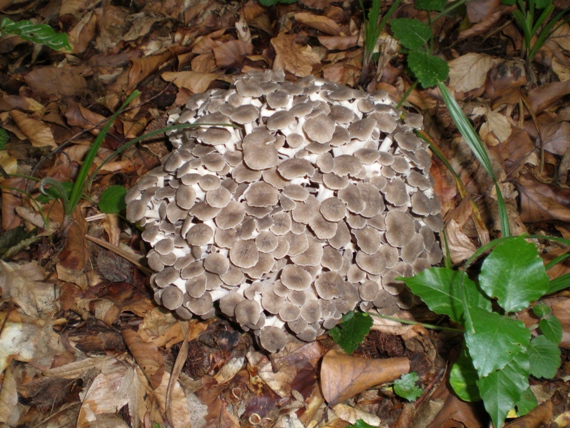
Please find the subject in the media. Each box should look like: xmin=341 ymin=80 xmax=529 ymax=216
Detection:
xmin=258 ymin=0 xmax=297 ymax=6
xmin=358 ymin=0 xmax=401 ymax=84
xmin=501 ymin=0 xmax=570 ymax=66
xmin=393 ymin=372 xmax=423 ymax=401
xmin=0 ymin=18 xmax=71 ymax=51
xmin=332 ymin=236 xmax=565 ymax=427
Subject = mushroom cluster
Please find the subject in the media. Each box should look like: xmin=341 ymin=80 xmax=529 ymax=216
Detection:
xmin=126 ymin=70 xmax=443 ymax=352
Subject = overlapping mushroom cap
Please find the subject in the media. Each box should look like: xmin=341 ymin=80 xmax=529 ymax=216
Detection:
xmin=126 ymin=70 xmax=443 ymax=353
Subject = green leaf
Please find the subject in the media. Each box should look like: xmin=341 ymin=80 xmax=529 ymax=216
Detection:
xmin=465 ymin=308 xmax=530 ymax=377
xmin=480 ymin=237 xmax=550 ymax=313
xmin=390 ymin=18 xmax=432 ymax=50
xmin=477 ymin=352 xmax=530 ymax=428
xmin=515 ymin=387 xmax=538 ymax=417
xmin=36 ymin=181 xmax=73 ymax=203
xmin=407 ymin=51 xmax=449 ymax=87
xmin=528 ymin=335 xmax=561 ymax=379
xmin=400 ymin=267 xmax=491 ymax=324
xmin=415 ymin=0 xmax=447 ymax=11
xmin=347 ymin=420 xmax=375 ymax=428
xmin=99 ymin=185 xmax=127 ymax=213
xmin=532 ymin=303 xmax=551 ymax=317
xmin=0 ymin=128 xmax=7 ymax=150
xmin=539 ymin=316 xmax=563 ymax=344
xmin=394 ymin=372 xmax=423 ymax=401
xmin=501 ymin=0 xmax=516 ymax=4
xmin=329 ymin=311 xmax=373 ymax=354
xmin=0 ymin=18 xmax=71 ymax=51
xmin=450 ymin=348 xmax=481 ymax=402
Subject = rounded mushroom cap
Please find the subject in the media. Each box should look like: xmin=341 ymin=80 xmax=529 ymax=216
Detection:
xmin=259 ymin=326 xmax=288 ymax=353
xmin=129 ymin=69 xmax=443 ymax=352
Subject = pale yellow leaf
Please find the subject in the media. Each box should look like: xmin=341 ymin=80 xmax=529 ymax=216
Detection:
xmin=552 ymin=56 xmax=570 ymax=82
xmin=480 ymin=109 xmax=512 ymax=145
xmin=332 ymin=403 xmax=381 ymax=426
xmin=551 ymin=22 xmax=570 ymax=51
xmin=448 ymin=53 xmax=495 ymax=92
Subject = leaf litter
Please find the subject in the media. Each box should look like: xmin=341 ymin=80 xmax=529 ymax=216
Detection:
xmin=0 ymin=0 xmax=570 ymax=426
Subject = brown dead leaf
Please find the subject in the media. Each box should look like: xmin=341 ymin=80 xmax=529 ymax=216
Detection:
xmin=332 ymin=403 xmax=381 ymax=426
xmin=444 ymin=219 xmax=477 ymax=264
xmin=0 ymin=261 xmax=56 ymax=318
xmin=552 ymin=297 xmax=570 ymax=349
xmin=58 ymin=206 xmax=90 ymax=271
xmin=294 ymin=12 xmax=342 ymax=36
xmin=460 ymin=4 xmax=503 ymax=40
xmin=485 ymin=59 xmax=526 ymax=106
xmin=489 ymin=126 xmax=534 ymax=174
xmin=448 ymin=53 xmax=496 ymax=93
xmin=64 ymin=100 xmax=107 ymax=131
xmin=162 ymin=71 xmax=219 ymax=93
xmin=0 ymin=366 xmax=18 ymax=425
xmin=318 ymin=35 xmax=359 ymax=50
xmin=528 ymin=80 xmax=570 ymax=114
xmin=1 ymin=177 xmax=24 ymax=230
xmin=152 ymin=372 xmax=193 ymax=428
xmin=77 ymin=359 xmax=139 ymax=428
xmin=68 ymin=10 xmax=97 ymax=54
xmin=541 ymin=121 xmax=570 ymax=156
xmin=122 ymin=329 xmax=165 ymax=389
xmin=129 ymin=51 xmax=172 ymax=90
xmin=516 ymin=173 xmax=570 ymax=223
xmin=213 ymin=40 xmax=253 ymax=68
xmin=0 ymin=95 xmax=44 ymax=112
xmin=10 ymin=110 xmax=56 ymax=148
xmin=0 ymin=315 xmax=66 ymax=372
xmin=505 ymin=400 xmax=552 ymax=427
xmin=271 ymin=33 xmax=322 ymax=77
xmin=320 ymin=349 xmax=409 ymax=405
xmin=24 ymin=66 xmax=88 ymax=99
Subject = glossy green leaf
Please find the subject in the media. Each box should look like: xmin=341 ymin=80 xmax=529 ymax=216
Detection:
xmin=400 ymin=267 xmax=491 ymax=324
xmin=528 ymin=335 xmax=561 ymax=379
xmin=390 ymin=18 xmax=432 ymax=50
xmin=515 ymin=387 xmax=538 ymax=417
xmin=450 ymin=348 xmax=481 ymax=402
xmin=532 ymin=303 xmax=551 ymax=317
xmin=394 ymin=372 xmax=423 ymax=401
xmin=477 ymin=352 xmax=530 ymax=428
xmin=480 ymin=237 xmax=550 ymax=313
xmin=0 ymin=18 xmax=71 ymax=51
xmin=407 ymin=51 xmax=449 ymax=88
xmin=99 ymin=185 xmax=127 ymax=214
xmin=465 ymin=308 xmax=530 ymax=377
xmin=415 ymin=0 xmax=447 ymax=11
xmin=539 ymin=316 xmax=563 ymax=344
xmin=329 ymin=311 xmax=373 ymax=354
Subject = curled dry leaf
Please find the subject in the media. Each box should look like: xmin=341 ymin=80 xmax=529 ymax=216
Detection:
xmin=320 ymin=349 xmax=409 ymax=405
xmin=528 ymin=80 xmax=570 ymax=114
xmin=271 ymin=33 xmax=321 ymax=77
xmin=294 ymin=12 xmax=342 ymax=36
xmin=332 ymin=403 xmax=381 ymax=426
xmin=213 ymin=40 xmax=253 ymax=68
xmin=444 ymin=219 xmax=477 ymax=264
xmin=162 ymin=71 xmax=219 ymax=93
xmin=517 ymin=173 xmax=570 ymax=223
xmin=122 ymin=329 xmax=165 ymax=389
xmin=9 ymin=110 xmax=56 ymax=148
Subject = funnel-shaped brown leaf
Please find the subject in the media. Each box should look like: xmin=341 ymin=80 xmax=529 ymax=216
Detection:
xmin=122 ymin=329 xmax=164 ymax=389
xmin=320 ymin=349 xmax=409 ymax=405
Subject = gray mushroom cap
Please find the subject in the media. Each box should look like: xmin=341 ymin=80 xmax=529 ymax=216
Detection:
xmin=127 ymin=70 xmax=443 ymax=352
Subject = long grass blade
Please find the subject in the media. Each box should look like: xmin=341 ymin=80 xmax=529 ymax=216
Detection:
xmin=437 ymin=82 xmax=511 ymax=237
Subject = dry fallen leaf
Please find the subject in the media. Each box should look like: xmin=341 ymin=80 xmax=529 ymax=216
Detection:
xmin=517 ymin=173 xmax=570 ymax=223
xmin=320 ymin=349 xmax=409 ymax=405
xmin=294 ymin=12 xmax=342 ymax=36
xmin=9 ymin=110 xmax=56 ymax=148
xmin=162 ymin=71 xmax=219 ymax=93
xmin=122 ymin=329 xmax=165 ymax=389
xmin=448 ymin=53 xmax=495 ymax=93
xmin=444 ymin=219 xmax=477 ymax=264
xmin=271 ymin=33 xmax=322 ymax=77
xmin=0 ymin=366 xmax=18 ymax=425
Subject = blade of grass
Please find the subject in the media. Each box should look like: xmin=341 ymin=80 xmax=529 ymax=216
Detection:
xmin=68 ymin=90 xmax=141 ymax=216
xmin=436 ymin=82 xmax=511 ymax=237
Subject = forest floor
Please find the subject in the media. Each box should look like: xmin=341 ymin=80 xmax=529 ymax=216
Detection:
xmin=0 ymin=0 xmax=570 ymax=427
